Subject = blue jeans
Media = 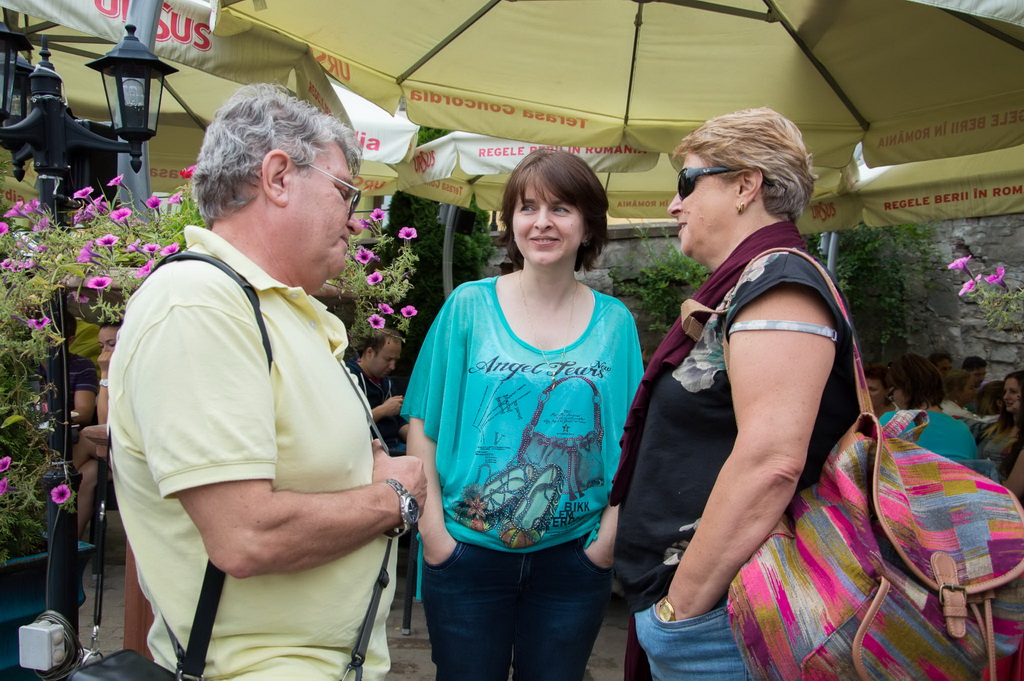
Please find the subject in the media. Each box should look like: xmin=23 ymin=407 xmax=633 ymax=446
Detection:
xmin=635 ymin=599 xmax=752 ymax=680
xmin=421 ymin=537 xmax=612 ymax=681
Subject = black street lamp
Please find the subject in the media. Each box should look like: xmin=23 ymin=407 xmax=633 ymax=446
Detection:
xmin=87 ymin=24 xmax=178 ymax=172
xmin=0 ymin=21 xmax=176 ymax=635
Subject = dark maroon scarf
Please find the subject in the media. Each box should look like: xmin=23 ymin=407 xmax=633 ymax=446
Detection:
xmin=611 ymin=221 xmax=806 ymax=681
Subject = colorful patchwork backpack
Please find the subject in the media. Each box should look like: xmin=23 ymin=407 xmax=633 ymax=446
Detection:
xmin=724 ymin=250 xmax=1024 ymax=680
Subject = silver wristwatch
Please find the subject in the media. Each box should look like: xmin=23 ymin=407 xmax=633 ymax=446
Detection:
xmin=383 ymin=478 xmax=420 ymax=537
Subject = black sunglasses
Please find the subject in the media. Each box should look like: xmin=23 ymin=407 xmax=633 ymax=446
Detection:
xmin=676 ymin=166 xmax=735 ymax=201
xmin=676 ymin=166 xmax=777 ymax=201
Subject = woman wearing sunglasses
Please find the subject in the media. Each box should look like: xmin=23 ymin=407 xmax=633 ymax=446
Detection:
xmin=612 ymin=108 xmax=861 ymax=680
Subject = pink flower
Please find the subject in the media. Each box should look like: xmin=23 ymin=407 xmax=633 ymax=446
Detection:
xmin=986 ymin=267 xmax=1006 ymax=286
xmin=142 ymin=243 xmax=161 ymax=254
xmin=73 ymin=204 xmax=97 ymax=225
xmin=86 ymin=276 xmax=113 ymax=290
xmin=947 ymin=255 xmax=972 ymax=270
xmin=145 ymin=195 xmax=163 ymax=209
xmin=73 ymin=186 xmax=95 ymax=199
xmin=160 ymin=243 xmax=180 ymax=256
xmin=959 ymin=277 xmax=980 ymax=297
xmin=4 ymin=201 xmax=25 ymax=218
xmin=400 ymin=305 xmax=418 ymax=318
xmin=0 ymin=478 xmax=8 ymax=496
xmin=110 ymin=207 xmax=132 ymax=223
xmin=96 ymin=233 xmax=119 ymax=248
xmin=367 ymin=314 xmax=386 ymax=329
xmin=370 ymin=208 xmax=387 ymax=222
xmin=135 ymin=260 xmax=155 ymax=278
xmin=0 ymin=258 xmax=13 ymax=271
xmin=50 ymin=484 xmax=72 ymax=504
xmin=366 ymin=272 xmax=383 ymax=285
xmin=68 ymin=292 xmax=89 ymax=304
xmin=94 ymin=197 xmax=109 ymax=214
xmin=0 ymin=456 xmax=10 ymax=472
xmin=125 ymin=239 xmax=141 ymax=253
xmin=378 ymin=303 xmax=394 ymax=314
xmin=26 ymin=317 xmax=51 ymax=330
xmin=167 ymin=191 xmax=183 ymax=205
xmin=359 ymin=219 xmax=371 ymax=231
xmin=32 ymin=217 xmax=50 ymax=232
xmin=77 ymin=245 xmax=98 ymax=264
xmin=398 ymin=226 xmax=418 ymax=240
xmin=355 ymin=247 xmax=377 ymax=264
xmin=179 ymin=165 xmax=196 ymax=179
xmin=0 ymin=222 xmax=8 ymax=234
xmin=106 ymin=174 xmax=124 ymax=187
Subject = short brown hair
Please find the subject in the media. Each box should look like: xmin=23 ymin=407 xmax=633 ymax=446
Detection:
xmin=673 ymin=108 xmax=815 ymax=223
xmin=885 ymin=354 xmax=944 ymax=409
xmin=498 ymin=149 xmax=608 ymax=272
xmin=863 ymin=363 xmax=887 ymax=383
xmin=360 ymin=328 xmax=403 ymax=355
xmin=943 ymin=369 xmax=972 ymax=400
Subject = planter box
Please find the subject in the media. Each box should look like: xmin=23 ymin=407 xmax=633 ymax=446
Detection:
xmin=0 ymin=543 xmax=95 ymax=680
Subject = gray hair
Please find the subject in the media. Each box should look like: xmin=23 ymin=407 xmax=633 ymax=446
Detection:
xmin=193 ymin=83 xmax=361 ymax=225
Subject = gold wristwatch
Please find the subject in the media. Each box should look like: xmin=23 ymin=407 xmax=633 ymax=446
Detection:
xmin=657 ymin=597 xmax=676 ymax=622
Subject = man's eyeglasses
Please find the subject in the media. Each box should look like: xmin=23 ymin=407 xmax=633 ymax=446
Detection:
xmin=675 ymin=166 xmax=776 ymax=201
xmin=307 ymin=163 xmax=361 ymax=220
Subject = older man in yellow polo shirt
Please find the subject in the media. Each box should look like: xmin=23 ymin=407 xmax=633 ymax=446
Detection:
xmin=108 ymin=84 xmax=426 ymax=680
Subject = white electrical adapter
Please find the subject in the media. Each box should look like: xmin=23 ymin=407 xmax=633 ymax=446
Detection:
xmin=18 ymin=621 xmax=66 ymax=671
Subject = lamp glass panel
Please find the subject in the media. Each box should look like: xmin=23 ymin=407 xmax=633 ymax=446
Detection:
xmin=0 ymin=45 xmax=15 ymax=119
xmin=9 ymin=61 xmax=30 ymax=124
xmin=146 ymin=73 xmax=164 ymax=132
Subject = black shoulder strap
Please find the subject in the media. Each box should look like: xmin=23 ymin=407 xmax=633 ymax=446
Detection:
xmin=154 ymin=251 xmax=273 ymax=369
xmin=149 ymin=250 xmax=275 ymax=678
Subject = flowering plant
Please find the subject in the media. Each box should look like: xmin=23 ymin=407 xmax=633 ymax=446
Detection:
xmin=328 ymin=207 xmax=419 ymax=344
xmin=0 ymin=167 xmax=418 ymax=562
xmin=948 ymin=255 xmax=1024 ymax=337
xmin=0 ymin=169 xmax=201 ymax=562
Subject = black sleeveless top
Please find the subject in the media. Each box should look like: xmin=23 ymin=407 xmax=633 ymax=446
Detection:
xmin=614 ymin=252 xmax=860 ymax=613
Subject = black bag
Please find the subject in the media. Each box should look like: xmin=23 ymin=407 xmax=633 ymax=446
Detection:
xmin=70 ymin=650 xmax=174 ymax=681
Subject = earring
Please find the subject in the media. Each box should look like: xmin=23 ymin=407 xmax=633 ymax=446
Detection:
xmin=737 ymin=202 xmax=746 ymax=215
xmin=582 ymin=239 xmax=591 ymax=247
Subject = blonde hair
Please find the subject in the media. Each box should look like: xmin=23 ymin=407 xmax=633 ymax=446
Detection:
xmin=673 ymin=108 xmax=815 ymax=222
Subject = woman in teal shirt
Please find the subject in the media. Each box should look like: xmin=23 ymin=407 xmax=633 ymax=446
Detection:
xmin=882 ymin=353 xmax=977 ymax=461
xmin=404 ymin=149 xmax=643 ymax=681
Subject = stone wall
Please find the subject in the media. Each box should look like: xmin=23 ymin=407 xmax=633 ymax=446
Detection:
xmin=486 ymin=214 xmax=1024 ymax=376
xmin=905 ymin=213 xmax=1024 ymax=379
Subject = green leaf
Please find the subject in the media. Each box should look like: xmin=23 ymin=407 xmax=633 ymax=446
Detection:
xmin=2 ymin=414 xmax=25 ymax=428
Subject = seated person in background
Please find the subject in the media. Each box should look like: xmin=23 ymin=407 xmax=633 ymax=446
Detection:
xmin=974 ymin=371 xmax=1023 ymax=466
xmin=65 ymin=311 xmax=98 ymax=431
xmin=975 ymin=380 xmax=1005 ymax=423
xmin=883 ymin=353 xmax=977 ymax=461
xmin=1000 ymin=399 xmax=1024 ymax=497
xmin=41 ymin=310 xmax=97 ymax=434
xmin=941 ymin=369 xmax=978 ymax=421
xmin=864 ymin=363 xmax=891 ymax=417
xmin=72 ymin=320 xmax=120 ymax=538
xmin=963 ymin=355 xmax=988 ymax=388
xmin=346 ymin=328 xmax=409 ymax=453
xmin=928 ymin=351 xmax=953 ymax=378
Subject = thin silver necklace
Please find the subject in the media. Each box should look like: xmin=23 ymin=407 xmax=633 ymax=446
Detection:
xmin=518 ymin=273 xmax=578 ymax=383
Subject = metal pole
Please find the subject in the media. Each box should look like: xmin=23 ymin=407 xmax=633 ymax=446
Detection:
xmin=441 ymin=204 xmax=456 ymax=298
xmin=826 ymin=231 xmax=840 ymax=274
xmin=115 ymin=0 xmax=161 ymax=207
